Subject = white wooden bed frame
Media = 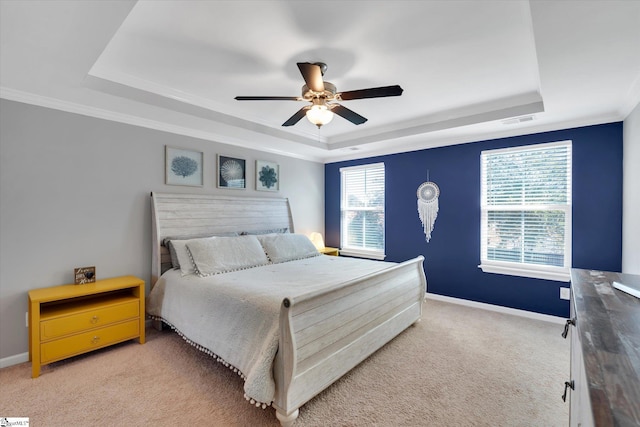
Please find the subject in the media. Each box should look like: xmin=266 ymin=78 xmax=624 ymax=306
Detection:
xmin=150 ymin=192 xmax=426 ymax=426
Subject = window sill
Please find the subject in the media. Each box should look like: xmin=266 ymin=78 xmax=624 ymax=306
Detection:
xmin=479 ymin=263 xmax=570 ymax=282
xmin=340 ymin=249 xmax=386 ymax=261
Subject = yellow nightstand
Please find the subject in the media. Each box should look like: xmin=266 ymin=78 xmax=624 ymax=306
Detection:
xmin=319 ymin=247 xmax=339 ymax=256
xmin=28 ymin=275 xmax=145 ymax=378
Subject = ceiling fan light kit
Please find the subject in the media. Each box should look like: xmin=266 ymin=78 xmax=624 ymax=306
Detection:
xmin=235 ymin=62 xmax=403 ymax=128
xmin=306 ymin=104 xmax=334 ymax=128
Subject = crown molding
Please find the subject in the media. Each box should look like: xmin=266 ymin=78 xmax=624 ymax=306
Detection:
xmin=1 ymin=86 xmax=629 ymax=165
xmin=324 ymin=113 xmax=623 ymax=163
xmin=0 ymin=86 xmax=323 ymax=162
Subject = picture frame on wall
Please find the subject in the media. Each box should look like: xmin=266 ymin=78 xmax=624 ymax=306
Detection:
xmin=165 ymin=146 xmax=203 ymax=187
xmin=217 ymin=155 xmax=246 ymax=189
xmin=256 ymin=160 xmax=279 ymax=192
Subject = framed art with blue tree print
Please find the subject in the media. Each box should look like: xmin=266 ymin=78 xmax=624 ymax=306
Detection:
xmin=165 ymin=146 xmax=203 ymax=187
xmin=256 ymin=160 xmax=279 ymax=192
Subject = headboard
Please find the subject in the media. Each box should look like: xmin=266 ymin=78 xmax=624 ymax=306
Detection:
xmin=150 ymin=192 xmax=294 ymax=287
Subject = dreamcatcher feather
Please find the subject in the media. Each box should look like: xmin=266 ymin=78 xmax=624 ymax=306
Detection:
xmin=417 ymin=181 xmax=439 ymax=242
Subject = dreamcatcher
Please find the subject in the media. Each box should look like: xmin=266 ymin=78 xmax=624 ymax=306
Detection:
xmin=417 ymin=177 xmax=439 ymax=242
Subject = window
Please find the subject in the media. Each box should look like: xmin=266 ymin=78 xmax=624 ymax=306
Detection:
xmin=340 ymin=163 xmax=385 ymax=260
xmin=480 ymin=141 xmax=572 ymax=281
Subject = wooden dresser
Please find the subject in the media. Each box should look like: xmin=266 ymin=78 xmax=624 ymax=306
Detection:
xmin=28 ymin=275 xmax=145 ymax=378
xmin=567 ymin=269 xmax=640 ymax=426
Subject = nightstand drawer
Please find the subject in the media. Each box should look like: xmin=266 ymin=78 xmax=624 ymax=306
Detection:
xmin=40 ymin=319 xmax=140 ymax=363
xmin=40 ymin=298 xmax=139 ymax=340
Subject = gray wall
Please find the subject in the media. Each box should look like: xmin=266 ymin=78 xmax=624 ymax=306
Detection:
xmin=0 ymin=99 xmax=324 ymax=361
xmin=623 ymin=102 xmax=640 ymax=274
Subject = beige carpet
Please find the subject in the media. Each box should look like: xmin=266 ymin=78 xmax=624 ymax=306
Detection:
xmin=1 ymin=299 xmax=569 ymax=426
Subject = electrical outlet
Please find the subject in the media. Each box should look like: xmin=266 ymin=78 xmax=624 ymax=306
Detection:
xmin=25 ymin=311 xmax=28 ymax=328
xmin=560 ymin=287 xmax=571 ymax=300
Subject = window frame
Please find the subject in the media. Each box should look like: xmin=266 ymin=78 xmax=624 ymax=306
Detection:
xmin=339 ymin=162 xmax=386 ymax=260
xmin=479 ymin=141 xmax=572 ymax=282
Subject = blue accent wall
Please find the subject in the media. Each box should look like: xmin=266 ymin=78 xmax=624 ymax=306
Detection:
xmin=325 ymin=122 xmax=623 ymax=317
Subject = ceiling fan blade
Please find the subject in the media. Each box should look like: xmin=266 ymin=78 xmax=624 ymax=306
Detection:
xmin=331 ymin=104 xmax=368 ymax=125
xmin=282 ymin=106 xmax=310 ymax=127
xmin=235 ymin=96 xmax=300 ymax=101
xmin=338 ymin=85 xmax=404 ymax=101
xmin=297 ymin=62 xmax=325 ymax=93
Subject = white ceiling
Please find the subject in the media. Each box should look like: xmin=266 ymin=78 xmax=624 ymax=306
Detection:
xmin=1 ymin=0 xmax=639 ymax=162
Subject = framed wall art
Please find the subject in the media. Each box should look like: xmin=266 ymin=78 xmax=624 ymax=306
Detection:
xmin=256 ymin=160 xmax=279 ymax=192
xmin=218 ymin=155 xmax=246 ymax=189
xmin=165 ymin=146 xmax=203 ymax=187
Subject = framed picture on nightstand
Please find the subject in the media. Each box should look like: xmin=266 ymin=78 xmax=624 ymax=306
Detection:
xmin=74 ymin=266 xmax=96 ymax=284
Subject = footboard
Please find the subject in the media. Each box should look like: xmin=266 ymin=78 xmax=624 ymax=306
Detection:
xmin=273 ymin=256 xmax=426 ymax=425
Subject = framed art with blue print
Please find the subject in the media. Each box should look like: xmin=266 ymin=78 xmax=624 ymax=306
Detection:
xmin=256 ymin=160 xmax=279 ymax=192
xmin=165 ymin=146 xmax=203 ymax=187
xmin=218 ymin=155 xmax=246 ymax=189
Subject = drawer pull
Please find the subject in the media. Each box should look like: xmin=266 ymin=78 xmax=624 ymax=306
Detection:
xmin=90 ymin=316 xmax=99 ymax=324
xmin=91 ymin=336 xmax=100 ymax=344
xmin=562 ymin=380 xmax=574 ymax=402
xmin=561 ymin=318 xmax=575 ymax=339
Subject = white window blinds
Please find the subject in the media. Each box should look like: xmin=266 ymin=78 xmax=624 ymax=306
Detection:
xmin=480 ymin=141 xmax=572 ymax=281
xmin=340 ymin=163 xmax=385 ymax=259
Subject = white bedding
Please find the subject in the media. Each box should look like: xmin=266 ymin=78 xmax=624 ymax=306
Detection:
xmin=146 ymin=255 xmax=397 ymax=406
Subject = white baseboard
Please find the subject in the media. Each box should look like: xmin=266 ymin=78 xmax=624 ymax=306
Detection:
xmin=425 ymin=293 xmax=567 ymax=324
xmin=0 ymin=352 xmax=29 ymax=369
xmin=1 ymin=320 xmax=154 ymax=370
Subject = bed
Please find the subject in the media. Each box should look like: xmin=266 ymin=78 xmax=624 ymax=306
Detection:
xmin=147 ymin=192 xmax=426 ymax=426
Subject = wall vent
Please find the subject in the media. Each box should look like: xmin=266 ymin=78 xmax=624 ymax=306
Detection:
xmin=502 ymin=115 xmax=535 ymax=125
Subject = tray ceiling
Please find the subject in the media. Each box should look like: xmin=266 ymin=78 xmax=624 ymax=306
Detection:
xmin=1 ymin=1 xmax=638 ymax=162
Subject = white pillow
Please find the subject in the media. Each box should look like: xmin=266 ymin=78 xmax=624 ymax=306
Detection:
xmin=186 ymin=235 xmax=269 ymax=277
xmin=169 ymin=238 xmax=201 ymax=276
xmin=165 ymin=232 xmax=238 ymax=269
xmin=257 ymin=234 xmax=319 ymax=263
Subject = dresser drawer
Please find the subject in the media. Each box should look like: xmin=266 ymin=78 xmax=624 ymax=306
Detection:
xmin=40 ymin=298 xmax=139 ymax=340
xmin=40 ymin=319 xmax=139 ymax=364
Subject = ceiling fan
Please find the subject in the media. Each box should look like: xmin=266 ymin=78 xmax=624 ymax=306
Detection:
xmin=235 ymin=62 xmax=403 ymax=128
